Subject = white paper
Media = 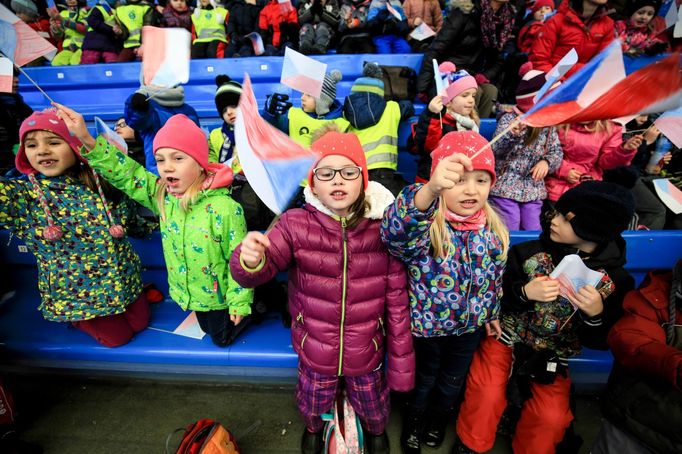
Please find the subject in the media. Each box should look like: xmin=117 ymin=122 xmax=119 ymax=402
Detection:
xmin=549 ymin=255 xmax=604 ymax=305
xmin=409 ymin=22 xmax=436 ymax=41
xmin=653 ymin=178 xmax=682 ymax=214
xmin=148 ymin=311 xmax=206 ymax=340
xmin=433 ymin=58 xmax=445 ymax=96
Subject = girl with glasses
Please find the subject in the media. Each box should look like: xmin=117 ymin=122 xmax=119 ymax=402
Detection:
xmin=232 ymin=126 xmax=415 ymax=454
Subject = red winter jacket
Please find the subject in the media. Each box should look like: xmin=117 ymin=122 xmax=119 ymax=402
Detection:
xmin=230 ymin=183 xmax=415 ymax=391
xmin=608 ymin=270 xmax=682 ymax=391
xmin=517 ymin=20 xmax=544 ymax=54
xmin=545 ymin=122 xmax=635 ymax=201
xmin=259 ymin=0 xmax=298 ymax=47
xmin=529 ymin=1 xmax=614 ymax=79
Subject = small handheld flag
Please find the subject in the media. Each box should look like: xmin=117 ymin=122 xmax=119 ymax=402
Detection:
xmin=280 ymin=47 xmax=327 ymax=99
xmin=0 ymin=4 xmax=57 ymax=66
xmin=95 ymin=117 xmax=128 ymax=154
xmin=141 ymin=26 xmax=191 ymax=87
xmin=0 ymin=56 xmax=12 ymax=93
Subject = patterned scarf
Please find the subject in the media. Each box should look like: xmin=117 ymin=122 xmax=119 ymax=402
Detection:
xmin=480 ymin=0 xmax=516 ymax=52
xmin=444 ymin=208 xmax=487 ymax=231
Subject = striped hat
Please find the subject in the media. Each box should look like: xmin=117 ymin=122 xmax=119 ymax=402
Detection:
xmin=214 ymin=75 xmax=242 ymax=115
xmin=515 ymin=62 xmax=549 ymax=113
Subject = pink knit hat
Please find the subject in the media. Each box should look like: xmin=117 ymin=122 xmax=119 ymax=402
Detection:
xmin=430 ymin=131 xmax=496 ymax=184
xmin=16 ymin=110 xmax=125 ymax=241
xmin=308 ymin=131 xmax=369 ymax=190
xmin=439 ymin=62 xmax=478 ymax=105
xmin=153 ymin=114 xmax=233 ymax=188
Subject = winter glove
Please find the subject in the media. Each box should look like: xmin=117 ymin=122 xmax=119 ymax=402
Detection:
xmin=264 ymin=93 xmax=293 ymax=116
xmin=474 ymin=73 xmax=490 ymax=85
xmin=130 ymin=93 xmax=150 ymax=112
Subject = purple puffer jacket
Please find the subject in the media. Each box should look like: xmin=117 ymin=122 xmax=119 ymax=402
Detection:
xmin=230 ymin=182 xmax=415 ymax=392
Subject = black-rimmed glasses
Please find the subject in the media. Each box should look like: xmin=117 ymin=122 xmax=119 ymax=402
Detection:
xmin=312 ymin=166 xmax=362 ymax=181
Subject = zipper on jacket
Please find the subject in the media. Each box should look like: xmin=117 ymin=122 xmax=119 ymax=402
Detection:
xmin=378 ymin=317 xmax=385 ymax=336
xmin=301 ymin=332 xmax=309 ymax=348
xmin=296 ymin=312 xmax=304 ymax=324
xmin=338 ymin=217 xmax=348 ymax=376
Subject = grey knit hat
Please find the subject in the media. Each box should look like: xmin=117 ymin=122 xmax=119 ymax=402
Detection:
xmin=315 ymin=70 xmax=342 ymax=116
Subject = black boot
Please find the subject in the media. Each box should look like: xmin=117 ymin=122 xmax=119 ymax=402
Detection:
xmin=301 ymin=428 xmax=323 ymax=454
xmin=365 ymin=431 xmax=389 ymax=454
xmin=451 ymin=437 xmax=477 ymax=454
xmin=400 ymin=412 xmax=423 ymax=454
xmin=423 ymin=409 xmax=448 ymax=448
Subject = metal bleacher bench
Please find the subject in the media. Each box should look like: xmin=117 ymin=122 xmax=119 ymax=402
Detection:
xmin=5 ymin=55 xmax=680 ymax=385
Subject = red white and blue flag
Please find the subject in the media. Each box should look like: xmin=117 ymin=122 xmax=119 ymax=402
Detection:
xmin=523 ymin=41 xmax=682 ymax=127
xmin=0 ymin=3 xmax=56 ymax=66
xmin=0 ymin=56 xmax=12 ymax=93
xmin=654 ymin=105 xmax=682 ymax=148
xmin=235 ymin=74 xmax=320 ymax=215
xmin=141 ymin=26 xmax=191 ymax=87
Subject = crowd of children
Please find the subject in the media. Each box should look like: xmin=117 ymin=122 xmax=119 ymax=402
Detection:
xmin=2 ymin=0 xmax=682 ymax=453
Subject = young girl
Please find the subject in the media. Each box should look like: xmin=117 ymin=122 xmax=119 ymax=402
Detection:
xmin=381 ymin=131 xmax=509 ymax=453
xmin=455 ymin=181 xmax=636 ymax=454
xmin=489 ymin=64 xmax=563 ymax=231
xmin=159 ymin=0 xmax=193 ymax=32
xmin=411 ymin=63 xmax=479 ymax=183
xmin=615 ymin=0 xmax=669 ymax=57
xmin=80 ymin=0 xmax=121 ymax=64
xmin=0 ymin=110 xmax=149 ymax=347
xmin=56 ymin=104 xmax=253 ymax=347
xmin=48 ymin=0 xmax=89 ymax=66
xmin=191 ymin=0 xmax=228 ymax=59
xmin=545 ymin=121 xmax=642 ymax=204
xmin=231 ymin=127 xmax=415 ymax=454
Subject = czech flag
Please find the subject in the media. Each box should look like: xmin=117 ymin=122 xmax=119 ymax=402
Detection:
xmin=0 ymin=4 xmax=57 ymax=67
xmin=654 ymin=105 xmax=682 ymax=148
xmin=141 ymin=26 xmax=191 ymax=87
xmin=523 ymin=41 xmax=682 ymax=127
xmin=95 ymin=117 xmax=128 ymax=154
xmin=0 ymin=56 xmax=11 ymax=93
xmin=234 ymin=74 xmax=319 ymax=215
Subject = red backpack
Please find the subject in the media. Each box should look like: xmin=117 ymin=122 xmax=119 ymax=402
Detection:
xmin=168 ymin=418 xmax=240 ymax=454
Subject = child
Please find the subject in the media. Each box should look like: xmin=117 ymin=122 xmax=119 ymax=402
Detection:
xmin=297 ymin=0 xmax=341 ymax=55
xmin=381 ymin=131 xmax=509 ymax=453
xmin=56 ymin=105 xmax=254 ymax=347
xmin=0 ymin=110 xmax=149 ymax=347
xmin=403 ymin=0 xmax=442 ymax=52
xmin=344 ymin=62 xmax=414 ymax=196
xmin=48 ymin=0 xmax=89 ymax=66
xmin=337 ymin=0 xmax=374 ymax=54
xmin=224 ymin=0 xmax=261 ymax=58
xmin=115 ymin=0 xmax=155 ymax=62
xmin=191 ymin=0 xmax=229 ymax=58
xmin=209 ymin=75 xmax=242 ymax=166
xmin=80 ymin=0 xmax=121 ymax=64
xmin=259 ymin=0 xmax=299 ymax=55
xmin=517 ymin=0 xmax=554 ymax=53
xmin=615 ymin=0 xmax=669 ymax=57
xmin=366 ymin=0 xmax=411 ymax=54
xmin=231 ymin=128 xmax=415 ymax=454
xmin=545 ymin=121 xmax=642 ymax=204
xmin=489 ymin=64 xmax=563 ymax=231
xmin=159 ymin=0 xmax=193 ymax=32
xmin=455 ymin=181 xmax=636 ymax=454
xmin=411 ymin=62 xmax=479 ymax=184
xmin=263 ymin=69 xmax=349 ymax=148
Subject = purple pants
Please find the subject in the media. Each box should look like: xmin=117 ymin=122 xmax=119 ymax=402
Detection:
xmin=80 ymin=50 xmax=118 ymax=64
xmin=490 ymin=196 xmax=542 ymax=231
xmin=295 ymin=362 xmax=390 ymax=435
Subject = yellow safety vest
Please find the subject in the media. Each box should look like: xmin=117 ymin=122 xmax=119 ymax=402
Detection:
xmin=87 ymin=5 xmax=116 ymax=31
xmin=60 ymin=9 xmax=88 ymax=49
xmin=348 ymin=101 xmax=400 ymax=171
xmin=209 ymin=127 xmax=242 ymax=174
xmin=288 ymin=108 xmax=350 ymax=148
xmin=116 ymin=4 xmax=150 ymax=48
xmin=191 ymin=7 xmax=228 ymax=43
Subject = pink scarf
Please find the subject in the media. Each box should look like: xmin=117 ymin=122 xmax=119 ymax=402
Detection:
xmin=444 ymin=208 xmax=487 ymax=231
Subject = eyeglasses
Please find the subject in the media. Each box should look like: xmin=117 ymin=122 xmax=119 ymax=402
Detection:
xmin=312 ymin=166 xmax=362 ymax=181
xmin=114 ymin=121 xmax=127 ymax=130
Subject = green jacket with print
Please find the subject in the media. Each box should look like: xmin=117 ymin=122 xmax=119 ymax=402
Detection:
xmin=83 ymin=136 xmax=253 ymax=314
xmin=0 ymin=175 xmax=143 ymax=322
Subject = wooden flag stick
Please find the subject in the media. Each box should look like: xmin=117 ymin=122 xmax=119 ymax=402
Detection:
xmin=469 ymin=115 xmax=523 ymax=160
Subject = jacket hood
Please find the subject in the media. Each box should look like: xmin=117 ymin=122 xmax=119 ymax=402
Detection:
xmin=303 ymin=180 xmax=394 ymax=220
xmin=310 ymin=99 xmax=345 ymax=120
xmin=343 ymin=91 xmax=387 ymax=129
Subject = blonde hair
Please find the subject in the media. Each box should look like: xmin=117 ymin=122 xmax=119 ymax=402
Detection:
xmin=559 ymin=120 xmax=612 ymax=139
xmin=429 ymin=199 xmax=509 ymax=261
xmin=154 ymin=171 xmax=206 ymax=221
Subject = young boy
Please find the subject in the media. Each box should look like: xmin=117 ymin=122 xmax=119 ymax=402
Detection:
xmin=455 ymin=181 xmax=636 ymax=454
xmin=209 ymin=75 xmax=242 ymax=166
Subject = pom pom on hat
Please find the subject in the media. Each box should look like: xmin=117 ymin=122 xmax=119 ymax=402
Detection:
xmin=362 ymin=62 xmax=384 ymax=80
xmin=439 ymin=62 xmax=478 ymax=106
xmin=430 ymin=131 xmax=495 ymax=184
xmin=316 ymin=69 xmax=343 ymax=116
xmin=554 ymin=181 xmax=635 ymax=243
xmin=109 ymin=224 xmax=126 ymax=238
xmin=214 ymin=74 xmax=242 ymax=116
xmin=43 ymin=225 xmax=64 ymax=241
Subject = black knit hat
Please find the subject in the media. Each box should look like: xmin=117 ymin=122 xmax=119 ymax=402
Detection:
xmin=555 ymin=181 xmax=635 ymax=243
xmin=214 ymin=75 xmax=242 ymax=116
xmin=627 ymin=0 xmax=662 ymax=15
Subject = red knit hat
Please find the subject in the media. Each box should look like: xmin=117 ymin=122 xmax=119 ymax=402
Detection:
xmin=430 ymin=131 xmax=496 ymax=184
xmin=16 ymin=110 xmax=125 ymax=241
xmin=308 ymin=131 xmax=368 ymax=190
xmin=153 ymin=114 xmax=209 ymax=170
xmin=531 ymin=0 xmax=554 ymax=13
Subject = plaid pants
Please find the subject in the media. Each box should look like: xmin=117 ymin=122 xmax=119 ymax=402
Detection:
xmin=295 ymin=362 xmax=390 ymax=435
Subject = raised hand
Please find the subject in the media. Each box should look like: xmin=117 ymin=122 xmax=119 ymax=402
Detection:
xmin=239 ymin=231 xmax=271 ymax=269
xmin=52 ymin=103 xmax=97 ymax=150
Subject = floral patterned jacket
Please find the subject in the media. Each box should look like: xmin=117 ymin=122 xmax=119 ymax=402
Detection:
xmin=381 ymin=184 xmax=506 ymax=338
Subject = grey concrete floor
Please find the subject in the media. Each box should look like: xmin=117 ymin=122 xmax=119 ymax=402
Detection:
xmin=6 ymin=375 xmax=604 ymax=454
